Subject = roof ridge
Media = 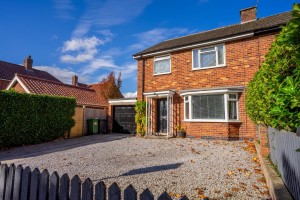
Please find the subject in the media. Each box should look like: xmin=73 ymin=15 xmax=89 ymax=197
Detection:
xmin=163 ymin=10 xmax=291 ymax=43
xmin=16 ymin=73 xmax=96 ymax=92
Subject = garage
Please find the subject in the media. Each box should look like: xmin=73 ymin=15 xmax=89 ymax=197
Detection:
xmin=108 ymin=98 xmax=137 ymax=134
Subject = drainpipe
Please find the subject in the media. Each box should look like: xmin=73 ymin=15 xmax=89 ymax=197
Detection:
xmin=141 ymin=55 xmax=145 ymax=101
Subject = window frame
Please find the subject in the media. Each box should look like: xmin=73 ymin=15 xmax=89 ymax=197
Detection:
xmin=192 ymin=44 xmax=226 ymax=70
xmin=153 ymin=54 xmax=171 ymax=75
xmin=183 ymin=92 xmax=239 ymax=122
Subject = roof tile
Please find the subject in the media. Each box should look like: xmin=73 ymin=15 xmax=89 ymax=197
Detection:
xmin=16 ymin=74 xmax=107 ymax=107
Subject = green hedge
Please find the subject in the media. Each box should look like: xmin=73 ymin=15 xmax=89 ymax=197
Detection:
xmin=0 ymin=91 xmax=76 ymax=147
xmin=246 ymin=4 xmax=300 ymax=132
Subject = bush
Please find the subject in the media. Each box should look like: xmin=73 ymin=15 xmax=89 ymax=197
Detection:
xmin=135 ymin=100 xmax=146 ymax=136
xmin=246 ymin=4 xmax=300 ymax=132
xmin=0 ymin=91 xmax=76 ymax=147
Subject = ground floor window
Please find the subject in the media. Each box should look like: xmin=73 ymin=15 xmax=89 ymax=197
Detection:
xmin=184 ymin=93 xmax=239 ymax=121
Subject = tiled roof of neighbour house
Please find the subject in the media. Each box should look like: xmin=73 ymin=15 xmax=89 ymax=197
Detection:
xmin=14 ymin=74 xmax=108 ymax=107
xmin=133 ymin=11 xmax=292 ymax=57
xmin=0 ymin=60 xmax=61 ymax=82
xmin=88 ymin=82 xmax=124 ymax=99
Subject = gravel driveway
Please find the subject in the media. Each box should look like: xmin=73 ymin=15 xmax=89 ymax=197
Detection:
xmin=1 ymin=135 xmax=270 ymax=199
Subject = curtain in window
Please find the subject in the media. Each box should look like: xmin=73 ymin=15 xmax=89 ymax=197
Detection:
xmin=154 ymin=59 xmax=170 ymax=74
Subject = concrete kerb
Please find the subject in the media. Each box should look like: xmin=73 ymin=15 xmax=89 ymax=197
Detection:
xmin=254 ymin=142 xmax=293 ymax=200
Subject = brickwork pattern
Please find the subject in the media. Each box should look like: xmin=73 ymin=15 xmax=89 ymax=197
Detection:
xmin=137 ymin=34 xmax=277 ymax=139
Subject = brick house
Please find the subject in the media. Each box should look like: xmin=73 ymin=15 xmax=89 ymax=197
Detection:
xmin=7 ymin=74 xmax=107 ymax=138
xmin=0 ymin=56 xmax=61 ymax=90
xmin=133 ymin=7 xmax=292 ymax=140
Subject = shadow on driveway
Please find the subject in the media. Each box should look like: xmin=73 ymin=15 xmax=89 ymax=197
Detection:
xmin=0 ymin=134 xmax=132 ymax=162
xmin=99 ymin=163 xmax=183 ymax=181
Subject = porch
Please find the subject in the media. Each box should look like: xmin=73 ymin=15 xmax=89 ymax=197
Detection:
xmin=144 ymin=90 xmax=176 ymax=138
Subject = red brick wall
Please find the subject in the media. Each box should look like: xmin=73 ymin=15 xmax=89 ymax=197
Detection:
xmin=0 ymin=80 xmax=10 ymax=90
xmin=12 ymin=82 xmax=26 ymax=93
xmin=137 ymin=33 xmax=277 ymax=139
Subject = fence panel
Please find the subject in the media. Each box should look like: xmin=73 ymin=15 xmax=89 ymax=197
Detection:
xmin=5 ymin=164 xmax=15 ymax=200
xmin=95 ymin=181 xmax=106 ymax=200
xmin=70 ymin=175 xmax=81 ymax=200
xmin=20 ymin=166 xmax=31 ymax=200
xmin=0 ymin=164 xmax=8 ymax=199
xmin=60 ymin=174 xmax=70 ymax=200
xmin=12 ymin=165 xmax=23 ymax=200
xmin=268 ymin=127 xmax=300 ymax=200
xmin=0 ymin=163 xmax=190 ymax=200
xmin=49 ymin=172 xmax=59 ymax=200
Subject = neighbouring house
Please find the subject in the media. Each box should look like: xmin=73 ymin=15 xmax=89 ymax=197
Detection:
xmin=6 ymin=74 xmax=108 ymax=138
xmin=0 ymin=55 xmax=61 ymax=90
xmin=133 ymin=7 xmax=292 ymax=139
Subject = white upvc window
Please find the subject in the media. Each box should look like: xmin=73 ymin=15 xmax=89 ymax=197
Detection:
xmin=154 ymin=55 xmax=171 ymax=75
xmin=192 ymin=44 xmax=226 ymax=69
xmin=184 ymin=92 xmax=239 ymax=122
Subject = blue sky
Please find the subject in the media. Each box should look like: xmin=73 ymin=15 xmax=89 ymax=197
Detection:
xmin=0 ymin=0 xmax=295 ymax=97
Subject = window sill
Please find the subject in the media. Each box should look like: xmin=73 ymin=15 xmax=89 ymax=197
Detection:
xmin=192 ymin=65 xmax=226 ymax=71
xmin=153 ymin=72 xmax=171 ymax=76
xmin=183 ymin=119 xmax=241 ymax=123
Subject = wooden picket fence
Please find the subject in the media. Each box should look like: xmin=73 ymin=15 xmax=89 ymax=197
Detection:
xmin=0 ymin=163 xmax=189 ymax=200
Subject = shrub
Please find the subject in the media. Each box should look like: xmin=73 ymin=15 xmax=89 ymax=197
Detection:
xmin=135 ymin=100 xmax=146 ymax=136
xmin=246 ymin=4 xmax=300 ymax=132
xmin=0 ymin=90 xmax=76 ymax=147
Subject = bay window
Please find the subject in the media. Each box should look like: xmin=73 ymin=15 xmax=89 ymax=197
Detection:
xmin=184 ymin=93 xmax=239 ymax=122
xmin=193 ymin=44 xmax=225 ymax=69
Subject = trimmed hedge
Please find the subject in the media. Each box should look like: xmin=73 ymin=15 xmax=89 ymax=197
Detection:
xmin=246 ymin=4 xmax=300 ymax=132
xmin=0 ymin=91 xmax=76 ymax=147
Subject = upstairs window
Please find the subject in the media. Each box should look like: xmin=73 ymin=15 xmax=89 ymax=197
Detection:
xmin=193 ymin=44 xmax=225 ymax=69
xmin=154 ymin=55 xmax=171 ymax=75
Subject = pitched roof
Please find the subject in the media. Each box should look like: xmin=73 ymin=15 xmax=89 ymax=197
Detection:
xmin=13 ymin=74 xmax=107 ymax=107
xmin=133 ymin=11 xmax=292 ymax=57
xmin=0 ymin=60 xmax=61 ymax=82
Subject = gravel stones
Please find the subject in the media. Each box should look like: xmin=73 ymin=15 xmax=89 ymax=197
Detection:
xmin=2 ymin=136 xmax=270 ymax=199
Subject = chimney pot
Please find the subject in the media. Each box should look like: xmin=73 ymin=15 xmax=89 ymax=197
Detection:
xmin=72 ymin=75 xmax=78 ymax=86
xmin=240 ymin=6 xmax=257 ymax=23
xmin=24 ymin=55 xmax=33 ymax=70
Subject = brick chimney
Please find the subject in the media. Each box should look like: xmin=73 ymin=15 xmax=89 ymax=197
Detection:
xmin=240 ymin=6 xmax=257 ymax=23
xmin=23 ymin=55 xmax=33 ymax=70
xmin=72 ymin=75 xmax=78 ymax=86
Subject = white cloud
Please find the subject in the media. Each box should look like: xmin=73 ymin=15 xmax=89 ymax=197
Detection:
xmin=129 ymin=28 xmax=191 ymax=51
xmin=81 ymin=57 xmax=119 ymax=75
xmin=72 ymin=0 xmax=152 ymax=37
xmin=34 ymin=65 xmax=89 ymax=84
xmin=53 ymin=0 xmax=75 ymax=20
xmin=60 ymin=36 xmax=110 ymax=64
xmin=120 ymin=62 xmax=137 ymax=79
xmin=123 ymin=91 xmax=137 ymax=98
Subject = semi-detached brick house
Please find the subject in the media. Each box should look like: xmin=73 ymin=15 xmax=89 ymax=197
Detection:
xmin=133 ymin=7 xmax=292 ymax=140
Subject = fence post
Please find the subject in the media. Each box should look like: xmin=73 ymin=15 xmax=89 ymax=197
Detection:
xmin=109 ymin=182 xmax=121 ymax=200
xmin=95 ymin=181 xmax=106 ymax=200
xmin=140 ymin=188 xmax=154 ymax=200
xmin=38 ymin=169 xmax=49 ymax=200
xmin=20 ymin=166 xmax=31 ymax=200
xmin=29 ymin=168 xmax=40 ymax=200
xmin=158 ymin=192 xmax=172 ymax=200
xmin=82 ymin=178 xmax=93 ymax=200
xmin=70 ymin=175 xmax=81 ymax=200
xmin=0 ymin=164 xmax=8 ymax=200
xmin=12 ymin=165 xmax=23 ymax=200
xmin=124 ymin=184 xmax=137 ymax=200
xmin=49 ymin=172 xmax=59 ymax=200
xmin=59 ymin=174 xmax=70 ymax=200
xmin=4 ymin=164 xmax=16 ymax=200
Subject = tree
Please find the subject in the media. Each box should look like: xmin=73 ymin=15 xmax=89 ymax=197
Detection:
xmin=246 ymin=3 xmax=300 ymax=132
xmin=93 ymin=71 xmax=123 ymax=100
